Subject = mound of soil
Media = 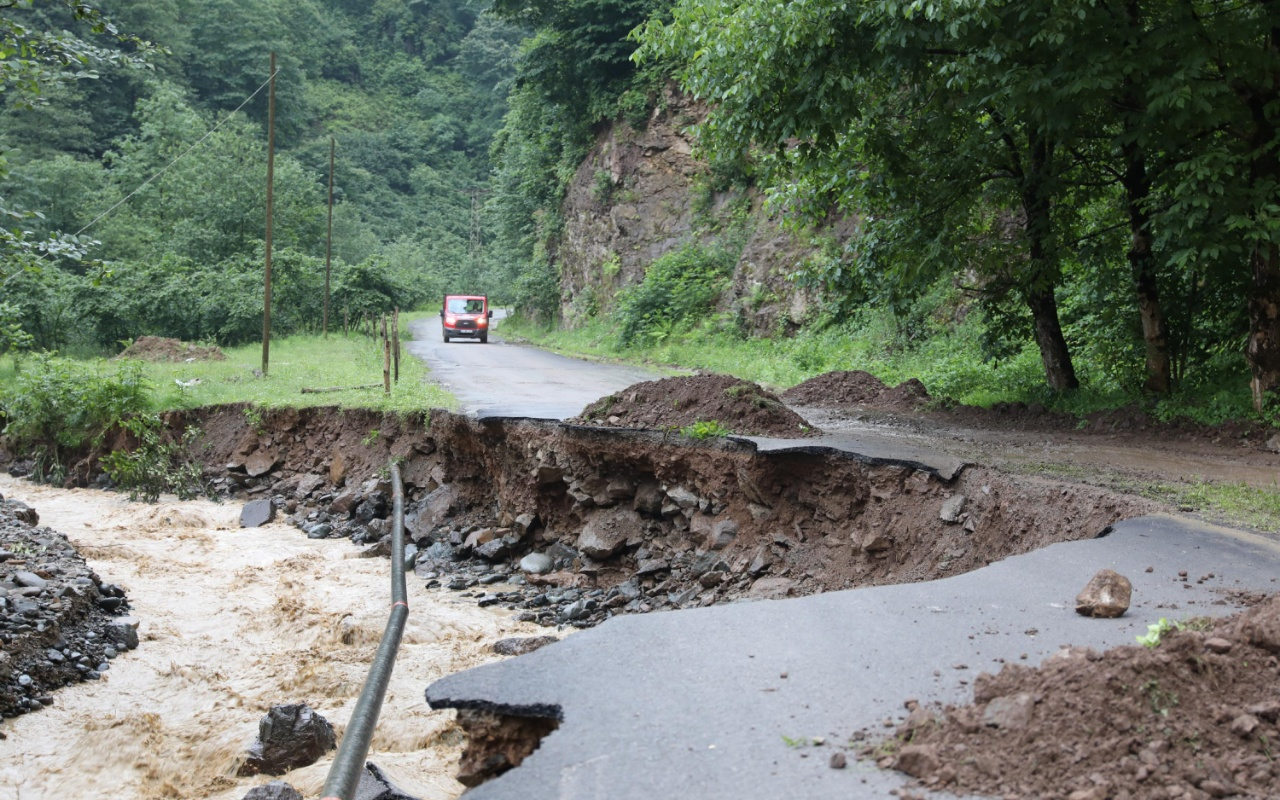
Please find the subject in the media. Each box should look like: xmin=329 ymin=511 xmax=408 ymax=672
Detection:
xmin=874 ymin=595 xmax=1280 ymax=799
xmin=574 ymin=374 xmax=819 ymax=438
xmin=783 ymin=370 xmax=930 ymax=413
xmin=117 ymin=335 xmax=226 ymax=362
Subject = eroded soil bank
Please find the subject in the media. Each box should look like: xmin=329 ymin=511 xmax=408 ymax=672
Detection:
xmin=177 ymin=405 xmax=1154 ymax=626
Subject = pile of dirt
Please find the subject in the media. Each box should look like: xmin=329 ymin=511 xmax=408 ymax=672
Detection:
xmin=116 ymin=335 xmax=226 ymax=362
xmin=574 ymin=374 xmax=819 ymax=438
xmin=873 ymin=595 xmax=1280 ymax=799
xmin=782 ymin=370 xmax=930 ymax=413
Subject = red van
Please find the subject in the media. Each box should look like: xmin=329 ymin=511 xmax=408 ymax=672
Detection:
xmin=441 ymin=294 xmax=491 ymax=343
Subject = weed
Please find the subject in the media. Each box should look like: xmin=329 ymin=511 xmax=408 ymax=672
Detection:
xmin=243 ymin=405 xmax=265 ymax=434
xmin=101 ymin=421 xmax=209 ymax=503
xmin=680 ymin=420 xmax=731 ymax=439
xmin=1136 ymin=618 xmax=1177 ymax=648
xmin=362 ymin=429 xmax=381 ymax=446
xmin=1141 ymin=679 xmax=1179 ymax=717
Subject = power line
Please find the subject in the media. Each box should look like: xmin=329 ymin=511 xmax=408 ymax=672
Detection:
xmin=70 ymin=67 xmax=280 ymax=239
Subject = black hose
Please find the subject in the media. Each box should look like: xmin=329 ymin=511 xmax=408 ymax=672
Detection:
xmin=320 ymin=462 xmax=408 ymax=800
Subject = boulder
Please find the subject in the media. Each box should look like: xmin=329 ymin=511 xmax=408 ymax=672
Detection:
xmin=240 ymin=499 xmax=276 ymax=528
xmin=237 ymin=704 xmax=336 ymax=776
xmin=633 ymin=480 xmax=664 ymax=516
xmin=104 ymin=617 xmax=140 ymax=651
xmin=981 ymin=693 xmax=1036 ymax=730
xmin=328 ymin=490 xmax=358 ymax=516
xmin=245 ymin=450 xmax=280 ymax=478
xmin=939 ymin=494 xmax=966 ymax=523
xmin=355 ymin=761 xmax=417 ymax=800
xmin=328 ymin=448 xmax=347 ymax=486
xmin=1074 ymin=569 xmax=1132 ymax=618
xmin=492 ymin=636 xmax=558 ymax=656
xmin=519 ymin=552 xmax=554 ymax=574
xmin=707 ymin=519 xmax=738 ymax=551
xmin=576 ymin=507 xmax=642 ymax=560
xmin=404 ymin=485 xmax=460 ymax=538
xmin=5 ymin=500 xmax=38 ymax=526
xmin=666 ymin=486 xmax=700 ymax=509
xmin=242 ymin=781 xmax=303 ymax=800
xmin=893 ymin=744 xmax=941 ymax=778
xmin=513 ymin=513 xmax=539 ymax=537
xmin=294 ymin=474 xmax=324 ymax=499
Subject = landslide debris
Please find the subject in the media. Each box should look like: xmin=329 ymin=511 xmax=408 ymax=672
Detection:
xmin=116 ymin=335 xmax=226 ymax=362
xmin=574 ymin=374 xmax=819 ymax=437
xmin=871 ymin=595 xmax=1280 ymax=800
xmin=0 ymin=494 xmax=137 ymax=720
xmin=782 ymin=370 xmax=930 ymax=413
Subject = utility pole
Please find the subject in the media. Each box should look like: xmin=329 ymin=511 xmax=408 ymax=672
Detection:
xmin=459 ymin=186 xmax=490 ymax=276
xmin=262 ymin=51 xmax=277 ymax=377
xmin=324 ymin=136 xmax=334 ymax=338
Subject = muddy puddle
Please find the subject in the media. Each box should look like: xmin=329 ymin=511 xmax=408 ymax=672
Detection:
xmin=0 ymin=475 xmax=545 ymax=800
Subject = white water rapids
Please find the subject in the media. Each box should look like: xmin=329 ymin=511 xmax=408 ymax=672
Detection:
xmin=0 ymin=475 xmax=544 ymax=800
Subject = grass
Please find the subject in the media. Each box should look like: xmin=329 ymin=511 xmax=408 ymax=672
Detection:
xmin=1141 ymin=479 xmax=1280 ymax=534
xmin=2 ymin=312 xmax=454 ymax=414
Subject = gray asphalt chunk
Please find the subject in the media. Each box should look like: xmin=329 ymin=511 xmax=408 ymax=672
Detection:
xmin=426 ymin=515 xmax=1280 ymax=799
xmin=732 ymin=431 xmax=967 ymax=481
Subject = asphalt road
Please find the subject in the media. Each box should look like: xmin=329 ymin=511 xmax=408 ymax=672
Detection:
xmin=407 ymin=313 xmax=659 ymax=420
xmin=427 ymin=515 xmax=1280 ymax=799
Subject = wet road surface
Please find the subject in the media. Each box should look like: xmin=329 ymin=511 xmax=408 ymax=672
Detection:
xmin=407 ymin=314 xmax=660 ymax=420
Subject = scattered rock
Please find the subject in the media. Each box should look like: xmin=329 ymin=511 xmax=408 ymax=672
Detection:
xmin=707 ymin=519 xmax=738 ymax=550
xmin=241 ymin=781 xmax=304 ymax=800
xmin=492 ymin=636 xmax=558 ymax=656
xmin=240 ymin=499 xmax=276 ymax=528
xmin=939 ymin=494 xmax=966 ymax=523
xmin=576 ymin=507 xmax=640 ymax=560
xmin=1074 ymin=569 xmax=1131 ymax=618
xmin=519 ymin=552 xmax=554 ymax=574
xmin=980 ymin=693 xmax=1036 ymax=730
xmin=355 ymin=762 xmax=418 ymax=800
xmin=238 ymin=704 xmax=336 ymax=776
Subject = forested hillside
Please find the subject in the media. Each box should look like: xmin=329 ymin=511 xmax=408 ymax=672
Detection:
xmin=1 ymin=0 xmax=522 ymax=353
xmin=7 ymin=0 xmax=1280 ymax=423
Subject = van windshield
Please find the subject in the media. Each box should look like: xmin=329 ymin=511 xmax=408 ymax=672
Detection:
xmin=446 ymin=298 xmax=485 ymax=314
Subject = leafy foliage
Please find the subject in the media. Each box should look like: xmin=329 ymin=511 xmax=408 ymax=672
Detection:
xmin=0 ymin=354 xmax=150 ymax=481
xmin=101 ymin=420 xmax=208 ymax=502
xmin=614 ymin=244 xmax=733 ymax=347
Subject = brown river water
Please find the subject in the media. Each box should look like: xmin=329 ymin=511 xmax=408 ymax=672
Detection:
xmin=0 ymin=475 xmax=543 ymax=800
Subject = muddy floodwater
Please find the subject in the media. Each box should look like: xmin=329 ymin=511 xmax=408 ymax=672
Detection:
xmin=0 ymin=475 xmax=543 ymax=800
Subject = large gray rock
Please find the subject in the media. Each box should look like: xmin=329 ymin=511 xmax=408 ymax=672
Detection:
xmin=939 ymin=494 xmax=966 ymax=523
xmin=245 ymin=450 xmax=280 ymax=478
xmin=104 ymin=617 xmax=140 ymax=651
xmin=520 ymin=552 xmax=554 ymax=574
xmin=633 ymin=481 xmax=664 ymax=516
xmin=576 ymin=507 xmax=641 ymax=560
xmin=492 ymin=636 xmax=558 ymax=656
xmin=981 ymin=692 xmax=1036 ymax=730
xmin=237 ymin=704 xmax=336 ymax=776
xmin=13 ymin=571 xmax=47 ymax=590
xmin=707 ymin=519 xmax=738 ymax=551
xmin=1074 ymin=569 xmax=1132 ymax=618
xmin=354 ymin=761 xmax=417 ymax=800
xmin=242 ymin=781 xmax=304 ymax=800
xmin=240 ymin=499 xmax=276 ymax=528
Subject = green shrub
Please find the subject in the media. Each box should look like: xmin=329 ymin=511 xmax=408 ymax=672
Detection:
xmin=615 ymin=244 xmax=735 ymax=347
xmin=680 ymin=419 xmax=731 ymax=439
xmin=101 ymin=421 xmax=208 ymax=503
xmin=0 ymin=355 xmax=151 ymax=482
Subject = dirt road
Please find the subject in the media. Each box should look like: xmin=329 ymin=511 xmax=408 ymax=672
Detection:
xmin=406 ymin=314 xmax=659 ymax=420
xmin=0 ymin=475 xmax=543 ymax=800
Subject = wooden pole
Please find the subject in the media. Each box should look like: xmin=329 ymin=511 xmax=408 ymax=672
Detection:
xmin=383 ymin=332 xmax=391 ymax=395
xmin=343 ymin=305 xmax=349 ymax=337
xmin=392 ymin=307 xmax=400 ymax=383
xmin=262 ymin=51 xmax=277 ymax=377
xmin=324 ymin=137 xmax=334 ymax=338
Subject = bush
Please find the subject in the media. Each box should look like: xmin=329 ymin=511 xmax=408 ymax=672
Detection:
xmin=101 ymin=420 xmax=208 ymax=502
xmin=615 ymin=244 xmax=734 ymax=347
xmin=0 ymin=355 xmax=151 ymax=482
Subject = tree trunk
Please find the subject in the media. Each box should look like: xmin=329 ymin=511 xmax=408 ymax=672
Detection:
xmin=1025 ymin=286 xmax=1079 ymax=392
xmin=1020 ymin=132 xmax=1080 ymax=392
xmin=1248 ymin=242 xmax=1280 ymax=411
xmin=1121 ymin=139 xmax=1172 ymax=394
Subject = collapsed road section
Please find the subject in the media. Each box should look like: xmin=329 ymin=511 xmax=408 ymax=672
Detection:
xmin=181 ymin=404 xmax=1154 ymax=631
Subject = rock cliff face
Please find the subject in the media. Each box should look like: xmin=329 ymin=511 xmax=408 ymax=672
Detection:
xmin=554 ymin=87 xmax=851 ymax=334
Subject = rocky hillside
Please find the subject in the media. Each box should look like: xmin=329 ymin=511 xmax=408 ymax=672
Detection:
xmin=554 ymin=86 xmax=853 ymax=334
